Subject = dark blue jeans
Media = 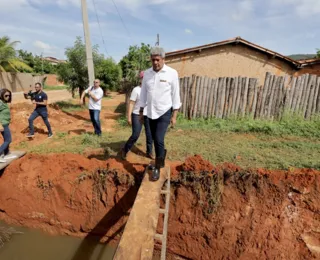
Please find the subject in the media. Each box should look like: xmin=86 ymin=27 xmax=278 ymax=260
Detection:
xmin=0 ymin=124 xmax=11 ymax=156
xmin=89 ymin=109 xmax=101 ymax=136
xmin=29 ymin=109 xmax=52 ymax=135
xmin=124 ymin=114 xmax=153 ymax=154
xmin=149 ymin=109 xmax=172 ymax=158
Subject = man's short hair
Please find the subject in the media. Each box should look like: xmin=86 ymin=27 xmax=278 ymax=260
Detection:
xmin=150 ymin=46 xmax=165 ymax=58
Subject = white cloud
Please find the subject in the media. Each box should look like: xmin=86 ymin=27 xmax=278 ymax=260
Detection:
xmin=185 ymin=29 xmax=193 ymax=34
xmin=33 ymin=40 xmax=53 ymax=51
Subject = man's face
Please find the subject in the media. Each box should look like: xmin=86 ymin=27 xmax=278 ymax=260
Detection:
xmin=94 ymin=80 xmax=100 ymax=87
xmin=35 ymin=84 xmax=41 ymax=92
xmin=151 ymin=55 xmax=164 ymax=72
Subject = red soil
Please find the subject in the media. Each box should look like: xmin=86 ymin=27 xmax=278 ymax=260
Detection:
xmin=0 ymin=154 xmax=320 ymax=259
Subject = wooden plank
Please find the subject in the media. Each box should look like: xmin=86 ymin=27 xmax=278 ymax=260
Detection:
xmin=192 ymin=76 xmax=201 ymax=118
xmin=246 ymin=78 xmax=256 ymax=115
xmin=219 ymin=77 xmax=227 ymax=118
xmin=212 ymin=78 xmax=219 ymax=117
xmin=214 ymin=77 xmax=222 ymax=117
xmin=200 ymin=77 xmax=208 ymax=117
xmin=312 ymin=77 xmax=320 ymax=115
xmin=205 ymin=78 xmax=213 ymax=118
xmin=259 ymin=72 xmax=271 ymax=118
xmin=276 ymin=76 xmax=285 ymax=119
xmin=207 ymin=78 xmax=215 ymax=118
xmin=302 ymin=75 xmax=315 ymax=118
xmin=227 ymin=78 xmax=235 ymax=118
xmin=188 ymin=75 xmax=197 ymax=120
xmin=241 ymin=77 xmax=249 ymax=117
xmin=113 ymin=167 xmax=170 ymax=260
xmin=231 ymin=77 xmax=238 ymax=116
xmin=287 ymin=77 xmax=297 ymax=110
xmin=179 ymin=77 xmax=184 ymax=113
xmin=291 ymin=75 xmax=302 ymax=112
xmin=295 ymin=74 xmax=309 ymax=113
xmin=0 ymin=151 xmax=27 ymax=170
xmin=255 ymin=84 xmax=263 ymax=119
xmin=223 ymin=77 xmax=231 ymax=118
xmin=234 ymin=76 xmax=242 ymax=116
xmin=300 ymin=74 xmax=310 ymax=113
xmin=305 ymin=75 xmax=317 ymax=119
xmin=265 ymin=75 xmax=276 ymax=119
xmin=317 ymin=78 xmax=320 ymax=113
xmin=251 ymin=81 xmax=259 ymax=119
xmin=197 ymin=77 xmax=205 ymax=117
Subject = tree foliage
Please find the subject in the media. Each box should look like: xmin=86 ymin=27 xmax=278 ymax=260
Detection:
xmin=119 ymin=43 xmax=151 ymax=88
xmin=0 ymin=36 xmax=32 ymax=72
xmin=17 ymin=50 xmax=56 ymax=74
xmin=317 ymin=49 xmax=320 ymax=58
xmin=56 ymin=36 xmax=121 ymax=97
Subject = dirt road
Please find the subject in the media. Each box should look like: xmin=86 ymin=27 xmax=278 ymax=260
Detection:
xmin=12 ymin=89 xmax=73 ymax=104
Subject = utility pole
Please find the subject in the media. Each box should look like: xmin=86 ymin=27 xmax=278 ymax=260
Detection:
xmin=156 ymin=34 xmax=159 ymax=46
xmin=81 ymin=0 xmax=95 ymax=86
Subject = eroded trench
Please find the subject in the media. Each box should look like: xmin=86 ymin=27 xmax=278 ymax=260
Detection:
xmin=0 ymin=153 xmax=320 ymax=260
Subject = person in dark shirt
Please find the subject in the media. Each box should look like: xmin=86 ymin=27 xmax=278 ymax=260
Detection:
xmin=24 ymin=82 xmax=53 ymax=138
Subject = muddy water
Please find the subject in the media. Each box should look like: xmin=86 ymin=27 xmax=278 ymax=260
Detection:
xmin=0 ymin=221 xmax=116 ymax=260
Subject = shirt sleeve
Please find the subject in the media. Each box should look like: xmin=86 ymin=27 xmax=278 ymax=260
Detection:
xmin=84 ymin=87 xmax=91 ymax=94
xmin=171 ymin=70 xmax=181 ymax=110
xmin=138 ymin=77 xmax=147 ymax=109
xmin=130 ymin=87 xmax=138 ymax=102
xmin=95 ymin=89 xmax=104 ymax=100
xmin=42 ymin=93 xmax=48 ymax=101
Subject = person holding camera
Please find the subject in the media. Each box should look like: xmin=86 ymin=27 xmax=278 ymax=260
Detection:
xmin=80 ymin=79 xmax=104 ymax=136
xmin=24 ymin=82 xmax=53 ymax=138
xmin=0 ymin=88 xmax=17 ymax=163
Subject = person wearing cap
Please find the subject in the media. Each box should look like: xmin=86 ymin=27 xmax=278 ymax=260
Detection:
xmin=121 ymin=71 xmax=154 ymax=159
xmin=138 ymin=46 xmax=181 ymax=181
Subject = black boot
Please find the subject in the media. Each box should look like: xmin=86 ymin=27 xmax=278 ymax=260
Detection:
xmin=151 ymin=157 xmax=162 ymax=181
xmin=161 ymin=149 xmax=167 ymax=168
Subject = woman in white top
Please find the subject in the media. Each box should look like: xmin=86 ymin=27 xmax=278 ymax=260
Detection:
xmin=121 ymin=71 xmax=153 ymax=159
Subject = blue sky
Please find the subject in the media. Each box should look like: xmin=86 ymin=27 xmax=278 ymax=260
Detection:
xmin=0 ymin=0 xmax=319 ymax=62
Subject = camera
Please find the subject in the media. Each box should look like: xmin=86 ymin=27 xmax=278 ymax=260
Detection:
xmin=24 ymin=91 xmax=36 ymax=101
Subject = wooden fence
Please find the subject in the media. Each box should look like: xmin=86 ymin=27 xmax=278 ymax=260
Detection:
xmin=179 ymin=73 xmax=320 ymax=120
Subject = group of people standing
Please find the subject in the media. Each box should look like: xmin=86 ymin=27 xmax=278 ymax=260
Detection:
xmin=0 ymin=46 xmax=180 ymax=181
xmin=0 ymin=82 xmax=53 ymax=163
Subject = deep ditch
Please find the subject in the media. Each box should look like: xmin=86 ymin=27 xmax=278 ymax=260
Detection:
xmin=0 ymin=153 xmax=320 ymax=259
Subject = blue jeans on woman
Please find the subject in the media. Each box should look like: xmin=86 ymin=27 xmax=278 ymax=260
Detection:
xmin=149 ymin=109 xmax=172 ymax=158
xmin=0 ymin=125 xmax=11 ymax=156
xmin=89 ymin=109 xmax=101 ymax=136
xmin=124 ymin=114 xmax=153 ymax=155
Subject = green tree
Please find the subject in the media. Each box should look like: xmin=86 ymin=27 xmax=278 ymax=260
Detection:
xmin=119 ymin=43 xmax=151 ymax=87
xmin=317 ymin=49 xmax=320 ymax=58
xmin=0 ymin=36 xmax=32 ymax=72
xmin=56 ymin=36 xmax=104 ymax=97
xmin=96 ymin=57 xmax=122 ymax=92
xmin=119 ymin=43 xmax=151 ymax=111
xmin=17 ymin=50 xmax=56 ymax=74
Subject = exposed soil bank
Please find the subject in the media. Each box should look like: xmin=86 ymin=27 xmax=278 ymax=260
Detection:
xmin=0 ymin=154 xmax=320 ymax=259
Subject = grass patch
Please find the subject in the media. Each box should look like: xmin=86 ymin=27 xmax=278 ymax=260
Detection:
xmin=53 ymin=101 xmax=86 ymax=113
xmin=44 ymin=85 xmax=68 ymax=91
xmin=177 ymin=115 xmax=320 ymax=138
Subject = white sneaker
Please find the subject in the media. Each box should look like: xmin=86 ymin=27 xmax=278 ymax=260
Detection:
xmin=0 ymin=158 xmax=6 ymax=163
xmin=4 ymin=154 xmax=17 ymax=160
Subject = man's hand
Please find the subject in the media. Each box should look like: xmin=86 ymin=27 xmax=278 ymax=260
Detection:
xmin=127 ymin=117 xmax=132 ymax=126
xmin=32 ymin=100 xmax=36 ymax=104
xmin=0 ymin=125 xmax=4 ymax=132
xmin=170 ymin=116 xmax=177 ymax=128
xmin=139 ymin=112 xmax=144 ymax=124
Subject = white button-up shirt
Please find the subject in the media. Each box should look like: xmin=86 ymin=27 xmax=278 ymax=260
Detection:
xmin=138 ymin=64 xmax=181 ymax=120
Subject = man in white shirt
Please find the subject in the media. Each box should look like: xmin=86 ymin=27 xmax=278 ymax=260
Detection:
xmin=138 ymin=46 xmax=181 ymax=181
xmin=80 ymin=79 xmax=104 ymax=136
xmin=121 ymin=71 xmax=153 ymax=159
